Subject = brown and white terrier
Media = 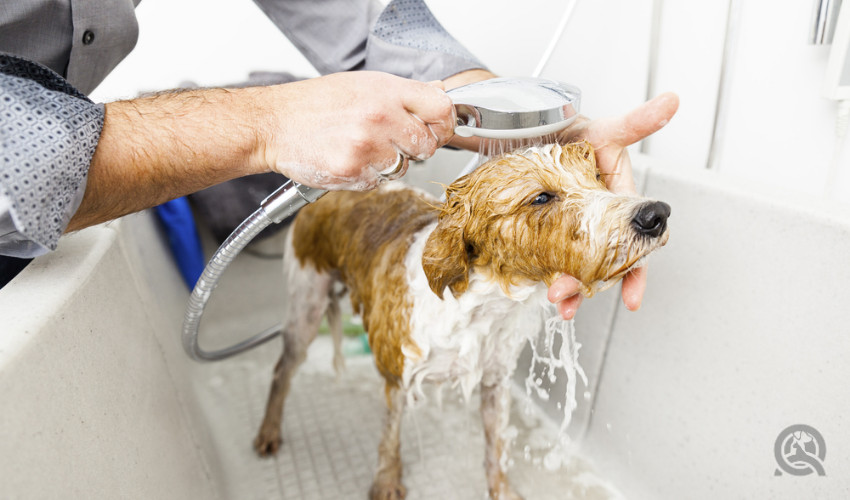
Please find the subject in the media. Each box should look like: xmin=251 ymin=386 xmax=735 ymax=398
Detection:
xmin=253 ymin=141 xmax=670 ymax=500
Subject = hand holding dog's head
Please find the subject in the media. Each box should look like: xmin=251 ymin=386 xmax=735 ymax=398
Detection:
xmin=422 ymin=141 xmax=670 ymax=299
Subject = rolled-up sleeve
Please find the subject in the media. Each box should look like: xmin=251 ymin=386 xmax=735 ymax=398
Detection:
xmin=0 ymin=54 xmax=103 ymax=258
xmin=253 ymin=0 xmax=486 ymax=82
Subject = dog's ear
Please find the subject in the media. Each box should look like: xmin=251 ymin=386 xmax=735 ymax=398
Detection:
xmin=422 ymin=195 xmax=471 ymax=299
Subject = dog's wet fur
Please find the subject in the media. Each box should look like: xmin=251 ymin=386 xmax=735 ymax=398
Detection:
xmin=254 ymin=142 xmax=670 ymax=499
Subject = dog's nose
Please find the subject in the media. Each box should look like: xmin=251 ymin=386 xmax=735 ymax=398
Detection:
xmin=632 ymin=201 xmax=671 ymax=237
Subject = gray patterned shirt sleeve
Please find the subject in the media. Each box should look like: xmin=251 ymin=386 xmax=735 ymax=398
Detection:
xmin=0 ymin=54 xmax=103 ymax=258
xmin=365 ymin=0 xmax=486 ymax=81
xmin=253 ymin=0 xmax=486 ymax=81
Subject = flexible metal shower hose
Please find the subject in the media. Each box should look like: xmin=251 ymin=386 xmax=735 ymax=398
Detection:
xmin=182 ymin=181 xmax=325 ymax=361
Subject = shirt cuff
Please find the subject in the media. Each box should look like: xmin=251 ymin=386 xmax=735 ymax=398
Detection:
xmin=0 ymin=55 xmax=103 ymax=257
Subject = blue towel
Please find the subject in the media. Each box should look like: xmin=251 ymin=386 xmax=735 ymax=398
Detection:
xmin=154 ymin=197 xmax=205 ymax=289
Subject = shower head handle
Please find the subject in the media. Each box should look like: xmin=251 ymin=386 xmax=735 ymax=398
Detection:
xmin=448 ymin=77 xmax=581 ymax=139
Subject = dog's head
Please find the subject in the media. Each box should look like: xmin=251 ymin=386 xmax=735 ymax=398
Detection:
xmin=422 ymin=141 xmax=670 ymax=299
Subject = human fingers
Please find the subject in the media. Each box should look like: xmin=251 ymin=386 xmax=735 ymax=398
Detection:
xmin=426 ymin=80 xmax=446 ymax=91
xmin=596 ymin=146 xmax=637 ymax=195
xmin=442 ymin=69 xmax=498 ymax=91
xmin=557 ymin=294 xmax=583 ymax=321
xmin=548 ymin=274 xmax=581 ymax=303
xmin=376 ymin=152 xmax=409 ymax=181
xmin=400 ymin=81 xmax=456 ymax=147
xmin=558 ymin=94 xmax=678 ymax=195
xmin=621 ymin=264 xmax=648 ymax=311
xmin=584 ymin=92 xmax=680 ymax=149
xmin=548 ymin=275 xmax=584 ymax=319
xmin=423 ymin=80 xmax=456 ymax=147
xmin=393 ymin=111 xmax=439 ymax=161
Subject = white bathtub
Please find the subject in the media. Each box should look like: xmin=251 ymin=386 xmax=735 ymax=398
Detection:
xmin=1 ymin=151 xmax=848 ymax=499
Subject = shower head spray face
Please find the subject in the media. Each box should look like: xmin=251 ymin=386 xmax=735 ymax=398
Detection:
xmin=448 ymin=77 xmax=581 ymax=139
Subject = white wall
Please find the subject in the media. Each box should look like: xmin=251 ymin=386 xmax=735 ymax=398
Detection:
xmin=91 ymin=0 xmax=850 ymax=204
xmin=708 ymin=0 xmax=850 ymax=199
xmin=90 ymin=0 xmax=317 ymax=100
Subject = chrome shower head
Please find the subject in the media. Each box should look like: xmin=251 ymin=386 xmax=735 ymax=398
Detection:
xmin=448 ymin=77 xmax=581 ymax=140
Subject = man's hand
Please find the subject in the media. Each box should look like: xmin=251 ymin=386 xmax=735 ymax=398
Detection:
xmin=550 ymin=92 xmax=680 ymax=319
xmin=260 ymin=71 xmax=456 ymax=190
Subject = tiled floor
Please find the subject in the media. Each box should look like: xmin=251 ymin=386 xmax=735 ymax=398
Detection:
xmin=194 ymin=334 xmax=624 ymax=500
xmin=190 ymin=158 xmax=626 ymax=499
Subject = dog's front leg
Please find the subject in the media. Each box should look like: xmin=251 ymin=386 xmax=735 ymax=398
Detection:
xmin=369 ymin=382 xmax=406 ymax=500
xmin=481 ymin=379 xmax=523 ymax=500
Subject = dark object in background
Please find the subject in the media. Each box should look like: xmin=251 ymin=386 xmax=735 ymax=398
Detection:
xmin=0 ymin=256 xmax=32 ymax=289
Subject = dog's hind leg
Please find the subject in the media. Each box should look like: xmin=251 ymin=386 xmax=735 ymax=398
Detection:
xmin=369 ymin=383 xmax=407 ymax=500
xmin=327 ymin=288 xmax=346 ymax=377
xmin=254 ymin=259 xmax=333 ymax=457
xmin=481 ymin=378 xmax=524 ymax=500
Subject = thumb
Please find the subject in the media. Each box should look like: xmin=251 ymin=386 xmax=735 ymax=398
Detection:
xmin=426 ymin=80 xmax=446 ymax=91
xmin=592 ymin=92 xmax=680 ymax=147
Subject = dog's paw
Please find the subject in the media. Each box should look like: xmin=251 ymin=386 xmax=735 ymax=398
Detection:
xmin=490 ymin=483 xmax=524 ymax=500
xmin=489 ymin=487 xmax=524 ymax=500
xmin=253 ymin=430 xmax=282 ymax=457
xmin=368 ymin=480 xmax=407 ymax=500
xmin=333 ymin=352 xmax=346 ymax=376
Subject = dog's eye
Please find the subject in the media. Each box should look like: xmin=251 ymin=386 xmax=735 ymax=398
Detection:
xmin=531 ymin=192 xmax=554 ymax=205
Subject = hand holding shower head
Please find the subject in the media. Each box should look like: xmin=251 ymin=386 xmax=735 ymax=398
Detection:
xmin=448 ymin=77 xmax=581 ymax=139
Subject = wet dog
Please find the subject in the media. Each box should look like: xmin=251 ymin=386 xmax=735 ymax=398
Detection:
xmin=254 ymin=142 xmax=670 ymax=499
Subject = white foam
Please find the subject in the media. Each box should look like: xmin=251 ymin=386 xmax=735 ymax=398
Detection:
xmin=401 ymin=223 xmax=549 ymax=407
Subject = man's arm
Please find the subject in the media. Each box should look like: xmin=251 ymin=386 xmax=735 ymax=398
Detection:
xmin=68 ymin=71 xmax=455 ymax=232
xmin=65 ymin=87 xmax=261 ymax=232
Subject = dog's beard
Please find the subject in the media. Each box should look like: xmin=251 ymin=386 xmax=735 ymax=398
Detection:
xmin=576 ymin=224 xmax=668 ymax=296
